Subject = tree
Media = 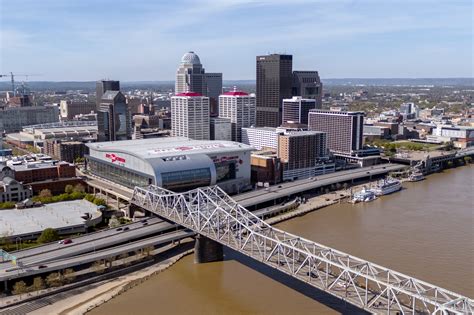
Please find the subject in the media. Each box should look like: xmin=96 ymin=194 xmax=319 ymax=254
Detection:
xmin=119 ymin=253 xmax=130 ymax=267
xmin=46 ymin=272 xmax=63 ymax=287
xmin=464 ymin=156 xmax=472 ymax=164
xmin=30 ymin=277 xmax=45 ymax=294
xmin=63 ymin=268 xmax=76 ymax=283
xmin=13 ymin=281 xmax=28 ymax=298
xmin=64 ymin=185 xmax=74 ymax=194
xmin=37 ymin=228 xmax=59 ymax=244
xmin=39 ymin=189 xmax=52 ymax=199
xmin=93 ymin=197 xmax=107 ymax=207
xmin=84 ymin=194 xmax=95 ymax=202
xmin=92 ymin=260 xmax=105 ymax=274
xmin=73 ymin=183 xmax=85 ymax=193
xmin=342 ymin=183 xmax=349 ymax=191
xmin=143 ymin=246 xmax=154 ymax=257
xmin=108 ymin=215 xmax=120 ymax=228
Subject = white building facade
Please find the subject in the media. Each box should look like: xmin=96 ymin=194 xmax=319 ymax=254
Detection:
xmin=242 ymin=127 xmax=279 ymax=151
xmin=219 ymin=90 xmax=256 ymax=142
xmin=171 ymin=92 xmax=210 ymax=140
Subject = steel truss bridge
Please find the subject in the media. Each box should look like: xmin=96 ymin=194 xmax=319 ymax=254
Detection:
xmin=131 ymin=185 xmax=473 ymax=314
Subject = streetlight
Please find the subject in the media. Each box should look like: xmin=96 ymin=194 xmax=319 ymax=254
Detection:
xmin=15 ymin=237 xmax=22 ymax=251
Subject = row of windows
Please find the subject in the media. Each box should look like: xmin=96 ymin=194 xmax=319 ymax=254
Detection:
xmin=161 ymin=168 xmax=211 ymax=192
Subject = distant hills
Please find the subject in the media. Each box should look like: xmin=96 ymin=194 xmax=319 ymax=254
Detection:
xmin=0 ymin=78 xmax=472 ymax=92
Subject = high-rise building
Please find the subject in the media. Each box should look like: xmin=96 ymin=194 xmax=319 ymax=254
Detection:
xmin=175 ymin=51 xmax=206 ymax=95
xmin=97 ymin=91 xmax=131 ymax=142
xmin=242 ymin=127 xmax=280 ymax=151
xmin=308 ymin=110 xmax=364 ymax=155
xmin=0 ymin=106 xmax=59 ymax=133
xmin=256 ymin=54 xmax=293 ymax=127
xmin=210 ymin=117 xmax=232 ymax=141
xmin=282 ymin=96 xmax=316 ymax=125
xmin=175 ymin=51 xmax=222 ymax=117
xmin=96 ymin=80 xmax=120 ymax=110
xmin=292 ymin=71 xmax=323 ymax=108
xmin=171 ymin=92 xmax=210 ymax=140
xmin=219 ymin=89 xmax=256 ymax=142
xmin=60 ymin=100 xmax=96 ymax=120
xmin=278 ymin=131 xmax=332 ymax=180
xmin=205 ymin=73 xmax=223 ymax=116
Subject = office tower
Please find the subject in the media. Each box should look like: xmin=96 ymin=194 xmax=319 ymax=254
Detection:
xmin=175 ymin=52 xmax=222 ymax=117
xmin=175 ymin=51 xmax=206 ymax=95
xmin=308 ymin=110 xmax=364 ymax=155
xmin=60 ymin=100 xmax=96 ymax=120
xmin=278 ymin=131 xmax=332 ymax=180
xmin=171 ymin=92 xmax=210 ymax=140
xmin=282 ymin=96 xmax=316 ymax=125
xmin=96 ymin=80 xmax=120 ymax=110
xmin=97 ymin=91 xmax=131 ymax=141
xmin=292 ymin=71 xmax=323 ymax=108
xmin=205 ymin=73 xmax=223 ymax=116
xmin=210 ymin=117 xmax=232 ymax=141
xmin=219 ymin=88 xmax=256 ymax=142
xmin=256 ymin=54 xmax=293 ymax=127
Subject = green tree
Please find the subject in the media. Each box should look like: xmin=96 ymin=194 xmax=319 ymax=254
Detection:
xmin=13 ymin=281 xmax=28 ymax=298
xmin=84 ymin=194 xmax=95 ymax=202
xmin=64 ymin=185 xmax=74 ymax=194
xmin=39 ymin=189 xmax=52 ymax=199
xmin=37 ymin=228 xmax=59 ymax=244
xmin=92 ymin=260 xmax=105 ymax=274
xmin=73 ymin=183 xmax=85 ymax=193
xmin=464 ymin=156 xmax=472 ymax=164
xmin=108 ymin=215 xmax=120 ymax=228
xmin=63 ymin=268 xmax=76 ymax=283
xmin=46 ymin=272 xmax=63 ymax=287
xmin=93 ymin=197 xmax=107 ymax=207
xmin=30 ymin=277 xmax=45 ymax=294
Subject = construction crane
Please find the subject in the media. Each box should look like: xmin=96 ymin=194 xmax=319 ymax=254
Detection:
xmin=0 ymin=72 xmax=39 ymax=97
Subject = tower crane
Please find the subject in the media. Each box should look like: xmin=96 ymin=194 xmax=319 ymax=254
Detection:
xmin=0 ymin=72 xmax=40 ymax=96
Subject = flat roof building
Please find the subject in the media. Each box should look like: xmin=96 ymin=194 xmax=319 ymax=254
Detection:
xmin=171 ymin=92 xmax=210 ymax=140
xmin=86 ymin=137 xmax=253 ymax=194
xmin=219 ymin=89 xmax=256 ymax=142
xmin=282 ymin=96 xmax=316 ymax=125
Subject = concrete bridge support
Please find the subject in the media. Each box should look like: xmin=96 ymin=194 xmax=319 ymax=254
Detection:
xmin=194 ymin=234 xmax=223 ymax=264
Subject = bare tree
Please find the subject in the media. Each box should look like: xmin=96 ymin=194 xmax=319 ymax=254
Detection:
xmin=30 ymin=277 xmax=45 ymax=295
xmin=46 ymin=272 xmax=63 ymax=287
xmin=13 ymin=281 xmax=28 ymax=299
xmin=92 ymin=260 xmax=105 ymax=274
xmin=63 ymin=268 xmax=76 ymax=283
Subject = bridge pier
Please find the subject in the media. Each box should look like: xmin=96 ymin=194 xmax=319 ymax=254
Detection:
xmin=194 ymin=234 xmax=223 ymax=264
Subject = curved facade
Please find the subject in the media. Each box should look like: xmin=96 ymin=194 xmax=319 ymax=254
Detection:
xmin=86 ymin=137 xmax=253 ymax=193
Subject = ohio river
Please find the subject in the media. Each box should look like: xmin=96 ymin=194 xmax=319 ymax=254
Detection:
xmin=90 ymin=166 xmax=473 ymax=315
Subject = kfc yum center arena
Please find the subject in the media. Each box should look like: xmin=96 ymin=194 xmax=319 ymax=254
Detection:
xmin=86 ymin=137 xmax=253 ymax=193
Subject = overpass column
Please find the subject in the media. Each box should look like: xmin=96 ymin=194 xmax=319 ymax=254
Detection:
xmin=194 ymin=234 xmax=223 ymax=264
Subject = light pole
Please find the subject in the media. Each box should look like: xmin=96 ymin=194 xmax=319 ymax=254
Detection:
xmin=15 ymin=237 xmax=22 ymax=251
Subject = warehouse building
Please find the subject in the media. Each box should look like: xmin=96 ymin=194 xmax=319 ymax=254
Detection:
xmin=86 ymin=137 xmax=253 ymax=193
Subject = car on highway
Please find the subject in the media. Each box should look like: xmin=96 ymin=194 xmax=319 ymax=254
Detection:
xmin=123 ymin=227 xmax=130 ymax=231
xmin=116 ymin=227 xmax=123 ymax=231
xmin=58 ymin=239 xmax=72 ymax=245
xmin=38 ymin=265 xmax=48 ymax=269
xmin=143 ymin=222 xmax=148 ymax=226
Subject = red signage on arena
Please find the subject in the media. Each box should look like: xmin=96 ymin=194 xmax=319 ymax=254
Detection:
xmin=105 ymin=153 xmax=126 ymax=163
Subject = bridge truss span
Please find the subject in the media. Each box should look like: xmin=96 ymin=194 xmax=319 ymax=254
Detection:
xmin=131 ymin=185 xmax=473 ymax=315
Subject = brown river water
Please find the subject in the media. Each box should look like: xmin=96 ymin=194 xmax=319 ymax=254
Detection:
xmin=89 ymin=166 xmax=473 ymax=315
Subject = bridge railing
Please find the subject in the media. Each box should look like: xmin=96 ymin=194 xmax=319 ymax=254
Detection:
xmin=131 ymin=185 xmax=473 ymax=315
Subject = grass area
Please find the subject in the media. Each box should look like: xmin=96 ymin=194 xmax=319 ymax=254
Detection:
xmin=368 ymin=139 xmax=444 ymax=153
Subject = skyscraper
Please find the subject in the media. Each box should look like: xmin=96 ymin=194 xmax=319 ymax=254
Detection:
xmin=308 ymin=109 xmax=364 ymax=155
xmin=96 ymin=80 xmax=120 ymax=110
xmin=218 ymin=88 xmax=256 ymax=142
xmin=205 ymin=73 xmax=223 ymax=116
xmin=171 ymin=92 xmax=210 ymax=140
xmin=97 ymin=91 xmax=131 ymax=142
xmin=282 ymin=96 xmax=316 ymax=125
xmin=256 ymin=54 xmax=293 ymax=128
xmin=175 ymin=52 xmax=206 ymax=95
xmin=175 ymin=51 xmax=222 ymax=116
xmin=292 ymin=71 xmax=323 ymax=108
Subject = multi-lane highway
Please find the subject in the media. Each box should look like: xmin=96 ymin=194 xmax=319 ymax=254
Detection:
xmin=233 ymin=163 xmax=405 ymax=207
xmin=0 ymin=230 xmax=193 ymax=282
xmin=1 ymin=219 xmax=177 ymax=273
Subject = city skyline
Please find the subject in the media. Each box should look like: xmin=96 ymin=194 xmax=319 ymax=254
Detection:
xmin=1 ymin=0 xmax=472 ymax=81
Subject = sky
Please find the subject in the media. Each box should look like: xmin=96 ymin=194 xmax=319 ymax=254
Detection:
xmin=0 ymin=0 xmax=472 ymax=81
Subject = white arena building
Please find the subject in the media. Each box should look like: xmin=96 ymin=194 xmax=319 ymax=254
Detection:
xmin=86 ymin=137 xmax=253 ymax=193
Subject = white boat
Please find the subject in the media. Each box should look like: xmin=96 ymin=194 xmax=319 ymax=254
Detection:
xmin=352 ymin=187 xmax=377 ymax=203
xmin=408 ymin=172 xmax=425 ymax=182
xmin=373 ymin=178 xmax=402 ymax=196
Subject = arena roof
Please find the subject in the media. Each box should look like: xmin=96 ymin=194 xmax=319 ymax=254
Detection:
xmin=87 ymin=137 xmax=254 ymax=160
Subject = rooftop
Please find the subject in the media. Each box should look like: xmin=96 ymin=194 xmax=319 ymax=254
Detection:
xmin=180 ymin=51 xmax=201 ymax=65
xmin=87 ymin=137 xmax=253 ymax=159
xmin=174 ymin=92 xmax=203 ymax=97
xmin=0 ymin=200 xmax=99 ymax=238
